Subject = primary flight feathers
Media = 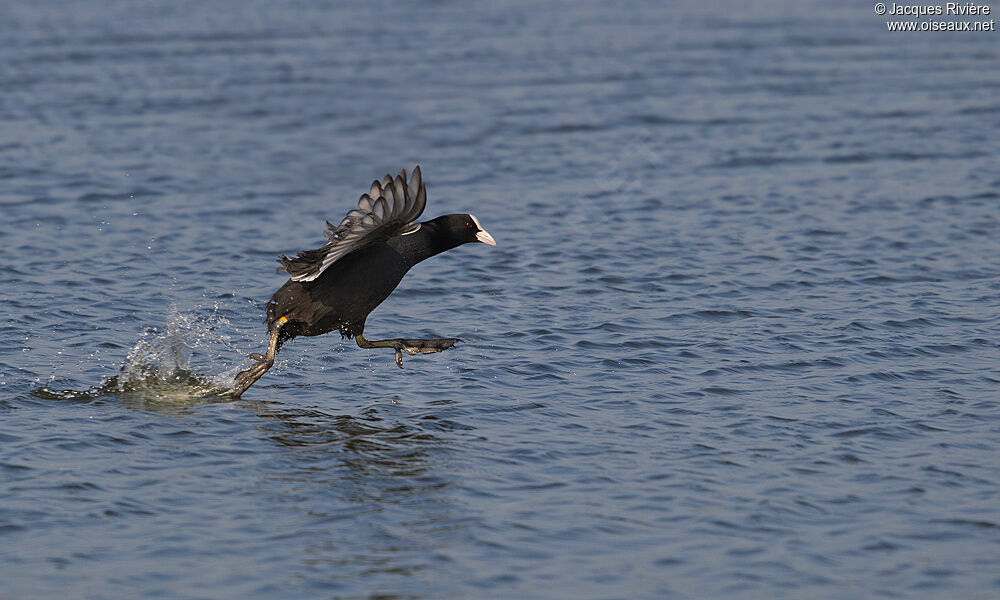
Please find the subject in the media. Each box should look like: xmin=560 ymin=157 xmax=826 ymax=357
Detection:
xmin=279 ymin=166 xmax=427 ymax=282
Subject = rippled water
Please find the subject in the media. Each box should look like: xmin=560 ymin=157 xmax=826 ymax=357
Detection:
xmin=2 ymin=1 xmax=999 ymax=598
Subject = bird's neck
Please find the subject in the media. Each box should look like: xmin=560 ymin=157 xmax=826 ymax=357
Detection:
xmin=391 ymin=221 xmax=462 ymax=267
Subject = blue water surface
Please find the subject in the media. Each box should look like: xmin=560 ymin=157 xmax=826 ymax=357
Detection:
xmin=1 ymin=1 xmax=999 ymax=598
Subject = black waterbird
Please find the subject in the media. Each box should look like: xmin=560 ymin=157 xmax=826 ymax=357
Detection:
xmin=232 ymin=166 xmax=496 ymax=397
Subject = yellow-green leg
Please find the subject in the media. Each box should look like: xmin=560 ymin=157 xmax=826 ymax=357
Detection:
xmin=232 ymin=316 xmax=287 ymax=397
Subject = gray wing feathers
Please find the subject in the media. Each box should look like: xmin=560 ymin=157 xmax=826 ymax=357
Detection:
xmin=279 ymin=166 xmax=427 ymax=282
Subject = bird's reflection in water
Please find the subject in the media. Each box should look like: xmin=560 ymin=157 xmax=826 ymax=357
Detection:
xmin=243 ymin=395 xmax=474 ymax=594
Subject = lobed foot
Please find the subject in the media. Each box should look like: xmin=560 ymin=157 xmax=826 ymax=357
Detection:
xmin=399 ymin=338 xmax=461 ymax=354
xmin=394 ymin=338 xmax=461 ymax=368
xmin=356 ymin=333 xmax=461 ymax=369
xmin=232 ymin=356 xmax=274 ymax=397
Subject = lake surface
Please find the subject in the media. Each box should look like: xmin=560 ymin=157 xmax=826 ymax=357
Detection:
xmin=2 ymin=1 xmax=999 ymax=598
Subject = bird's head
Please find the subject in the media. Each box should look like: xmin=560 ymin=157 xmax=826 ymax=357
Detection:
xmin=434 ymin=213 xmax=496 ymax=247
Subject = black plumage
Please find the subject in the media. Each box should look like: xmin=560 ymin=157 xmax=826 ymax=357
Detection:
xmin=232 ymin=166 xmax=496 ymax=397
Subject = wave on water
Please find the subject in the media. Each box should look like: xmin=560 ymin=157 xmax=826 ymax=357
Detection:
xmin=35 ymin=305 xmax=246 ymax=405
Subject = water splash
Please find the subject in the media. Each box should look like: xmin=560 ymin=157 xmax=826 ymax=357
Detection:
xmin=117 ymin=305 xmax=234 ymax=389
xmin=36 ymin=304 xmax=246 ymax=404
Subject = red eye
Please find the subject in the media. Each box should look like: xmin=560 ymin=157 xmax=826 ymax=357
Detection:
xmin=466 ymin=221 xmax=473 ymax=228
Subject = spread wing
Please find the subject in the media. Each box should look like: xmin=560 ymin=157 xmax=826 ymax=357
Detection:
xmin=279 ymin=166 xmax=427 ymax=282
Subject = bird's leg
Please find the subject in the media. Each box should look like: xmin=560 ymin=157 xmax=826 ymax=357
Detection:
xmin=355 ymin=333 xmax=461 ymax=369
xmin=232 ymin=317 xmax=287 ymax=397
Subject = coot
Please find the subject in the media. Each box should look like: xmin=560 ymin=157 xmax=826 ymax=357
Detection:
xmin=232 ymin=166 xmax=496 ymax=397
